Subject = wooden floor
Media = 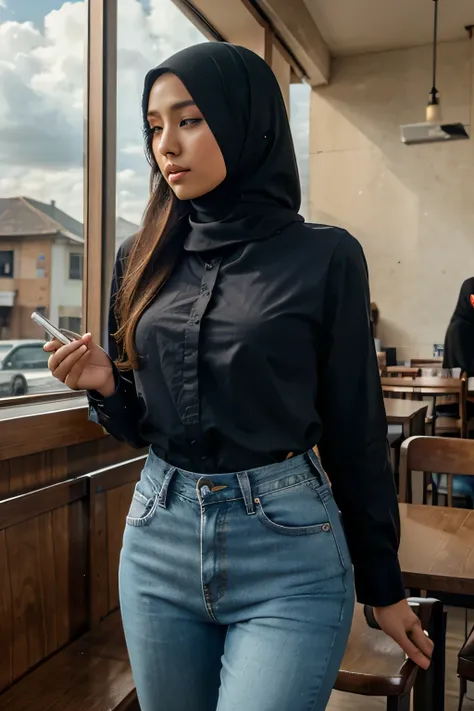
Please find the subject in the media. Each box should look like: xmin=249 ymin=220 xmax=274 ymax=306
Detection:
xmin=328 ymin=607 xmax=474 ymax=710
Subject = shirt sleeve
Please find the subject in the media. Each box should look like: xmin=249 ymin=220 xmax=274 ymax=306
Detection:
xmin=87 ymin=242 xmax=147 ymax=449
xmin=317 ymin=232 xmax=405 ymax=607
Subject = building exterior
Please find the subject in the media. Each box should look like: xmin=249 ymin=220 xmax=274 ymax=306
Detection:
xmin=0 ymin=197 xmax=138 ymax=340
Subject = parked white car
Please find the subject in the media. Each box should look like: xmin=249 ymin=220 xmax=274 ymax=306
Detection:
xmin=0 ymin=340 xmax=68 ymax=397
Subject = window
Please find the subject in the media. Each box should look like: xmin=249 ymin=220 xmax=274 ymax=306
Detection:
xmin=69 ymin=253 xmax=83 ymax=280
xmin=115 ymin=0 xmax=207 ymax=255
xmin=59 ymin=316 xmax=82 ymax=334
xmin=0 ymin=0 xmax=85 ymax=399
xmin=0 ymin=251 xmax=14 ymax=278
xmin=7 ymin=344 xmax=50 ymax=370
xmin=290 ymin=83 xmax=310 ymax=219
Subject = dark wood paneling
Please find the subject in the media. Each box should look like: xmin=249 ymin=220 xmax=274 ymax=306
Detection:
xmin=0 ymin=496 xmax=89 ymax=693
xmin=8 ymin=450 xmax=67 ymax=497
xmin=0 ymin=530 xmax=13 ymax=691
xmin=3 ymin=438 xmax=143 ymax=500
xmin=0 ymin=407 xmax=105 ymax=462
xmin=0 ymin=479 xmax=87 ymax=530
xmin=0 ymin=462 xmax=9 ymax=500
xmin=107 ymin=482 xmax=136 ymax=611
xmin=90 ymin=489 xmax=109 ymax=625
xmin=89 ymin=459 xmax=144 ymax=622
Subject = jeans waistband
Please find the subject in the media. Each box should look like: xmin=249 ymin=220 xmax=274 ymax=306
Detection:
xmin=142 ymin=448 xmax=329 ymax=513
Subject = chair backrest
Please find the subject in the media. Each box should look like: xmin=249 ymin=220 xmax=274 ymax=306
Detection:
xmin=410 ymin=359 xmax=443 ymax=367
xmin=385 ymin=366 xmax=421 ymax=378
xmin=381 ymin=374 xmax=467 ymax=437
xmin=399 ymin=435 xmax=474 ymax=506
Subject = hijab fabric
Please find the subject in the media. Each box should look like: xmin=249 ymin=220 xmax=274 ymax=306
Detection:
xmin=443 ymin=277 xmax=474 ymax=374
xmin=142 ymin=42 xmax=303 ymax=252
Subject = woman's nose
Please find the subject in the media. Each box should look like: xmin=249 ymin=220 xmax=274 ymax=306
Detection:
xmin=157 ymin=129 xmax=180 ymax=157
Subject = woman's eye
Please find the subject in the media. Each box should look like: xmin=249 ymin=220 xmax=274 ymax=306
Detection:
xmin=180 ymin=118 xmax=202 ymax=128
xmin=151 ymin=126 xmax=163 ymax=134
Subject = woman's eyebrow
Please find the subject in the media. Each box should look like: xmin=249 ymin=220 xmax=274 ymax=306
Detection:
xmin=147 ymin=100 xmax=196 ymax=119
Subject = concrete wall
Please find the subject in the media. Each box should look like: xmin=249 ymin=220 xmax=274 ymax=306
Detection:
xmin=309 ymin=40 xmax=474 ymax=360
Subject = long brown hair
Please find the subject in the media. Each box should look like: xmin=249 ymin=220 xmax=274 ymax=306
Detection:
xmin=114 ymin=127 xmax=187 ymax=370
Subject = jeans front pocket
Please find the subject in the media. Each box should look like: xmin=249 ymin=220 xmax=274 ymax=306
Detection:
xmin=126 ymin=472 xmax=159 ymax=527
xmin=254 ymin=480 xmax=332 ymax=537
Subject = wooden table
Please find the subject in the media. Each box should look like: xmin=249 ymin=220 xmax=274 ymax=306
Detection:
xmin=399 ymin=503 xmax=474 ymax=595
xmin=381 ymin=377 xmax=463 ymax=396
xmin=384 ymin=398 xmax=428 ymax=439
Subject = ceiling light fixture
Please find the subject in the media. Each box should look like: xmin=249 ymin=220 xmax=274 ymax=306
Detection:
xmin=400 ymin=0 xmax=471 ymax=145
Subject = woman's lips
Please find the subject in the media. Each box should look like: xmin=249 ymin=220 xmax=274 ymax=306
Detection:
xmin=168 ymin=170 xmax=189 ymax=183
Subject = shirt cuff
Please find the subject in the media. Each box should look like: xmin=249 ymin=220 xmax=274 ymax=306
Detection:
xmin=354 ymin=555 xmax=406 ymax=607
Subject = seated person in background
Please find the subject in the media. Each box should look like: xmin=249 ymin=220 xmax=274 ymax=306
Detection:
xmin=435 ymin=277 xmax=474 ymax=506
xmin=444 ymin=277 xmax=474 ymax=377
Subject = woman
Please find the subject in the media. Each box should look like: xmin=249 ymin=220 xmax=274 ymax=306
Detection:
xmin=438 ymin=278 xmax=474 ymax=505
xmin=444 ymin=277 xmax=474 ymax=377
xmin=45 ymin=43 xmax=432 ymax=711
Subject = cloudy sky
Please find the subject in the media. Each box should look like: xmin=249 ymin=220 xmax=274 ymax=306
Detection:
xmin=0 ymin=0 xmax=309 ymax=224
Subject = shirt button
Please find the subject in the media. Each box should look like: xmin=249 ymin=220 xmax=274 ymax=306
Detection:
xmin=190 ymin=440 xmax=197 ymax=445
xmin=205 ymin=262 xmax=213 ymax=270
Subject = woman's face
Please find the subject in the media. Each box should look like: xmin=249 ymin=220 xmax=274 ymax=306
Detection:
xmin=147 ymin=73 xmax=227 ymax=200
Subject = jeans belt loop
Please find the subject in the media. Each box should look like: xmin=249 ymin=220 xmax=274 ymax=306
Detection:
xmin=305 ymin=449 xmax=325 ymax=487
xmin=236 ymin=471 xmax=256 ymax=515
xmin=158 ymin=467 xmax=177 ymax=509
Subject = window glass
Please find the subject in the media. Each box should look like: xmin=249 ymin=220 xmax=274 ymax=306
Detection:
xmin=115 ymin=0 xmax=207 ymax=252
xmin=290 ymin=83 xmax=310 ymax=219
xmin=69 ymin=253 xmax=83 ymax=280
xmin=0 ymin=0 xmax=85 ymax=397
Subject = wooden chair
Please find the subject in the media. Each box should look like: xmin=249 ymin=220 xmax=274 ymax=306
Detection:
xmin=381 ymin=374 xmax=468 ymax=439
xmin=385 ymin=366 xmax=421 ymax=378
xmin=410 ymin=358 xmax=444 ymax=368
xmin=336 ymin=598 xmax=445 ymax=711
xmin=399 ymin=435 xmax=474 ymax=506
xmin=458 ymin=626 xmax=474 ymax=711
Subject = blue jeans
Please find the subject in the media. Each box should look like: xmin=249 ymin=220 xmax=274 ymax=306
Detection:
xmin=119 ymin=448 xmax=355 ymax=711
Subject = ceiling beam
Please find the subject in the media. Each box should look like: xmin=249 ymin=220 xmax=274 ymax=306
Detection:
xmin=171 ymin=0 xmax=307 ymax=82
xmin=249 ymin=0 xmax=330 ymax=86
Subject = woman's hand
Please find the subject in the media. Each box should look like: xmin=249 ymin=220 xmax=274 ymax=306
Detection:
xmin=373 ymin=599 xmax=434 ymax=670
xmin=44 ymin=333 xmax=115 ymax=397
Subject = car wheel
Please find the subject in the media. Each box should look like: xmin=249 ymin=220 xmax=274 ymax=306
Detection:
xmin=11 ymin=376 xmax=27 ymax=397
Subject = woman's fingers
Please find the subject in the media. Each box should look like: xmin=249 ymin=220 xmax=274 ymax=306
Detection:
xmin=50 ymin=344 xmax=88 ymax=384
xmin=390 ymin=619 xmax=433 ymax=670
xmin=46 ymin=336 xmax=89 ymax=371
xmin=409 ymin=622 xmax=434 ymax=662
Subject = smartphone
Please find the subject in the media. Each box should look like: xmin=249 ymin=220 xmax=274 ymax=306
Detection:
xmin=31 ymin=312 xmax=79 ymax=345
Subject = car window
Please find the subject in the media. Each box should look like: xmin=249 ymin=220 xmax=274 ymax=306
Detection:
xmin=8 ymin=345 xmax=50 ymax=370
xmin=0 ymin=346 xmax=11 ymax=363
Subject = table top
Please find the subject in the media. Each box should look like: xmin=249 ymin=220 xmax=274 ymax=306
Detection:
xmin=381 ymin=377 xmax=462 ymax=394
xmin=384 ymin=398 xmax=428 ymax=422
xmin=398 ymin=503 xmax=474 ymax=595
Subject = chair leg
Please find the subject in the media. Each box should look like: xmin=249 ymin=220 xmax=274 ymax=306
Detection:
xmin=458 ymin=676 xmax=467 ymax=711
xmin=413 ymin=601 xmax=446 ymax=711
xmin=387 ymin=692 xmax=411 ymax=711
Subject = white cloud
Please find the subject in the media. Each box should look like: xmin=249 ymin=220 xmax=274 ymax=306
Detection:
xmin=0 ymin=0 xmax=310 ymax=223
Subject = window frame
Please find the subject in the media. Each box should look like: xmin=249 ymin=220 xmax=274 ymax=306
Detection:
xmin=2 ymin=0 xmax=301 ymax=418
xmin=69 ymin=252 xmax=84 ymax=281
xmin=0 ymin=250 xmax=14 ymax=278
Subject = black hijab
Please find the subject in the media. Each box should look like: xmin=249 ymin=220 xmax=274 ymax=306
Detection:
xmin=142 ymin=42 xmax=303 ymax=252
xmin=443 ymin=277 xmax=474 ymax=375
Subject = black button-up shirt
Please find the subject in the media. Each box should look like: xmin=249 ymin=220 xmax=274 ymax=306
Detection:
xmin=89 ymin=222 xmax=404 ymax=606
